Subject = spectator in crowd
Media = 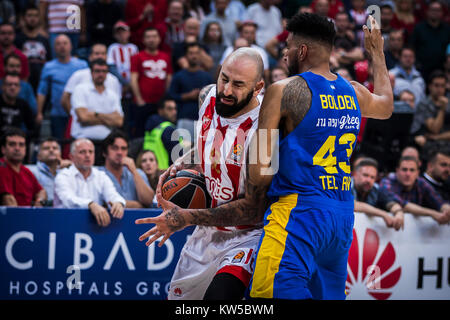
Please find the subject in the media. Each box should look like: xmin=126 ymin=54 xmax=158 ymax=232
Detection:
xmin=156 ymin=0 xmax=185 ymax=54
xmin=400 ymin=145 xmax=422 ymax=169
xmin=184 ymin=0 xmax=206 ymax=21
xmin=423 ymin=141 xmax=450 ymax=201
xmin=245 ymin=0 xmax=283 ymax=49
xmin=348 ymin=0 xmax=368 ymax=47
xmin=411 ymin=70 xmax=449 ymax=146
xmin=39 ymin=0 xmax=87 ymax=58
xmin=36 ymin=34 xmax=88 ymax=139
xmin=380 ymin=0 xmax=395 ymax=46
xmin=99 ymin=130 xmax=154 ymax=208
xmin=200 ymin=21 xmax=227 ymax=80
xmin=0 ymin=22 xmax=29 ymax=81
xmin=331 ymin=11 xmax=364 ymax=76
xmin=390 ymin=47 xmax=425 ymax=108
xmin=14 ymin=4 xmax=51 ymax=93
xmin=397 ymin=89 xmax=415 ymax=110
xmin=169 ymin=42 xmax=213 ymax=141
xmin=311 ymin=0 xmax=330 ymax=18
xmin=125 ymin=0 xmax=168 ymax=49
xmin=391 ymin=0 xmax=417 ymax=39
xmin=86 ymin=0 xmax=123 ymax=47
xmin=143 ymin=97 xmax=179 ymax=169
xmin=310 ymin=0 xmax=345 ymax=19
xmin=410 ymin=0 xmax=450 ymax=84
xmin=61 ymin=43 xmax=122 ymax=116
xmin=335 ymin=66 xmax=353 ymax=81
xmin=136 ymin=149 xmax=161 ymax=206
xmin=172 ymin=18 xmax=214 ymax=73
xmin=200 ymin=0 xmax=238 ymax=47
xmin=130 ymin=27 xmax=172 ymax=138
xmin=0 ymin=127 xmax=46 ymax=206
xmin=0 ymin=0 xmax=15 ymax=25
xmin=54 ymin=138 xmax=125 ymax=227
xmin=0 ymin=73 xmax=35 ymax=137
xmin=0 ymin=54 xmax=36 ymax=114
xmin=384 ymin=29 xmax=404 ymax=70
xmin=70 ymin=59 xmax=124 ymax=164
xmin=219 ymin=21 xmax=270 ymax=83
xmin=270 ymin=66 xmax=288 ymax=84
xmin=380 ymin=156 xmax=450 ymax=225
xmin=352 ymin=158 xmax=404 ymax=230
xmin=107 ymin=21 xmax=139 ymax=85
xmin=209 ymin=0 xmax=246 ymax=23
xmin=29 ymin=137 xmax=72 ymax=206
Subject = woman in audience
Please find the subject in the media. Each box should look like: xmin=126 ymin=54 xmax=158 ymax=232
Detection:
xmin=200 ymin=21 xmax=227 ymax=80
xmin=136 ymin=150 xmax=161 ymax=206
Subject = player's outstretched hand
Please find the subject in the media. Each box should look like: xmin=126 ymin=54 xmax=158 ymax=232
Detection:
xmin=135 ymin=193 xmax=189 ymax=247
xmin=362 ymin=15 xmax=384 ymax=60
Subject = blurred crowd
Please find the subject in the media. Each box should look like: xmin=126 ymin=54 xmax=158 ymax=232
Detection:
xmin=0 ymin=0 xmax=448 ymax=228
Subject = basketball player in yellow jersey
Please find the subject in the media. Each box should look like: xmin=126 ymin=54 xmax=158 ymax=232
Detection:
xmin=136 ymin=13 xmax=393 ymax=300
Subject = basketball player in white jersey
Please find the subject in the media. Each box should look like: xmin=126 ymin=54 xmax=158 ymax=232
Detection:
xmin=136 ymin=47 xmax=265 ymax=300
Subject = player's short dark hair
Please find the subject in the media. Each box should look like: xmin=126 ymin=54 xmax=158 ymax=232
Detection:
xmin=286 ymin=13 xmax=336 ymax=48
xmin=354 ymin=157 xmax=379 ymax=172
xmin=1 ymin=126 xmax=26 ymax=147
xmin=102 ymin=129 xmax=129 ymax=156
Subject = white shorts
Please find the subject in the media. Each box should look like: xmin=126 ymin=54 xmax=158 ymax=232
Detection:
xmin=167 ymin=225 xmax=263 ymax=300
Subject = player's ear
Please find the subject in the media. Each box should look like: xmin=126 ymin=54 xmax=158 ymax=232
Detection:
xmin=254 ymin=79 xmax=265 ymax=96
xmin=298 ymin=44 xmax=308 ymax=61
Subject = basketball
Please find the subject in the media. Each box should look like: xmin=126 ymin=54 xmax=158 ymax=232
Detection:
xmin=161 ymin=169 xmax=211 ymax=209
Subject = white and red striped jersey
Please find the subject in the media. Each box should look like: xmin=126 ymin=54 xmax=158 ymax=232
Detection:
xmin=45 ymin=0 xmax=84 ymax=33
xmin=107 ymin=43 xmax=139 ymax=82
xmin=196 ymin=85 xmax=261 ymax=210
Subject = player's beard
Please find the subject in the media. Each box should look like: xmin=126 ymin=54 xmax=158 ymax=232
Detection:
xmin=215 ymin=88 xmax=254 ymax=118
xmin=287 ymin=51 xmax=301 ymax=77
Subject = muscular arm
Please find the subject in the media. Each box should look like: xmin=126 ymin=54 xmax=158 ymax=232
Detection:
xmin=352 ymin=17 xmax=393 ymax=120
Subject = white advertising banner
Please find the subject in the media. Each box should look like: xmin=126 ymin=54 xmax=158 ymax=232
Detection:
xmin=346 ymin=213 xmax=450 ymax=300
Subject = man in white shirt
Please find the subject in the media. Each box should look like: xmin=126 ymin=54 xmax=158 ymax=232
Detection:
xmin=245 ymin=0 xmax=282 ymax=48
xmin=70 ymin=59 xmax=124 ymax=164
xmin=219 ymin=21 xmax=270 ymax=83
xmin=54 ymin=138 xmax=126 ymax=227
xmin=61 ymin=43 xmax=122 ymax=115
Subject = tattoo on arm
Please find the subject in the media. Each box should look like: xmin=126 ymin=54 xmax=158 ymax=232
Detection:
xmin=198 ymin=84 xmax=215 ymax=108
xmin=281 ymin=76 xmax=312 ymax=128
xmin=184 ymin=151 xmax=269 ymax=227
xmin=166 ymin=207 xmax=187 ymax=232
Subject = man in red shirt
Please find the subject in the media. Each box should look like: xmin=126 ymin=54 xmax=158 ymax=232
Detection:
xmin=125 ymin=0 xmax=168 ymax=49
xmin=0 ymin=23 xmax=30 ymax=80
xmin=0 ymin=127 xmax=46 ymax=206
xmin=130 ymin=27 xmax=172 ymax=138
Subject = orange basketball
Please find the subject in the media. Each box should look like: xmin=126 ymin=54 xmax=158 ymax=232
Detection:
xmin=161 ymin=169 xmax=211 ymax=209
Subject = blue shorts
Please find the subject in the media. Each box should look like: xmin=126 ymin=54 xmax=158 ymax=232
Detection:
xmin=248 ymin=194 xmax=354 ymax=300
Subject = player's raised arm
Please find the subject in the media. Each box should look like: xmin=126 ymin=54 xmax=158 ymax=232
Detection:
xmin=351 ymin=15 xmax=393 ymax=120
